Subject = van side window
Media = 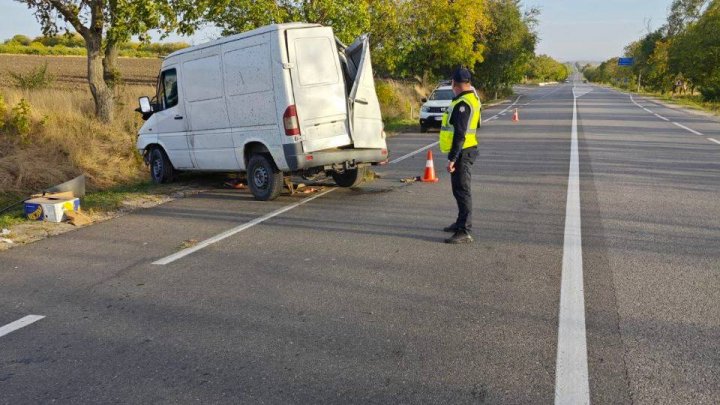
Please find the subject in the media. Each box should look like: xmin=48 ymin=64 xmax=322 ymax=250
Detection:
xmin=158 ymin=69 xmax=178 ymax=110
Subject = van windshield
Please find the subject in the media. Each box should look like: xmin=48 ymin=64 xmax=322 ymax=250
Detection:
xmin=430 ymin=89 xmax=454 ymax=101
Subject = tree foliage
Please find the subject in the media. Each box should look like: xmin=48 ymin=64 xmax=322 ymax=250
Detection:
xmin=473 ymin=0 xmax=537 ymax=98
xmin=527 ymin=54 xmax=568 ymax=82
xmin=585 ymin=0 xmax=720 ymax=101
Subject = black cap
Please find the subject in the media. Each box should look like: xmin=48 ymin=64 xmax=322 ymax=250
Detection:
xmin=452 ymin=67 xmax=471 ymax=83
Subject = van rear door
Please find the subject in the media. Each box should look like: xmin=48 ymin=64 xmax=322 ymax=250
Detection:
xmin=286 ymin=27 xmax=352 ymax=153
xmin=345 ymin=35 xmax=385 ymax=149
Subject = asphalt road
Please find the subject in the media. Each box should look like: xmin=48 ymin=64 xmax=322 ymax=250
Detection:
xmin=0 ymin=76 xmax=718 ymax=404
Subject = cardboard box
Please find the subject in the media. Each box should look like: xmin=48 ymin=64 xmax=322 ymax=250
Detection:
xmin=24 ymin=196 xmax=80 ymax=223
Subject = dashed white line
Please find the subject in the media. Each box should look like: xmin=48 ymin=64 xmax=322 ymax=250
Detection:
xmin=630 ymin=93 xmax=708 ymax=137
xmin=672 ymin=121 xmax=704 ymax=136
xmin=155 ymin=94 xmax=526 ymax=265
xmin=555 ymin=86 xmax=590 ymax=405
xmin=707 ymin=138 xmax=720 ymax=145
xmin=389 ymin=142 xmax=439 ymax=164
xmin=0 ymin=315 xmax=45 ymax=338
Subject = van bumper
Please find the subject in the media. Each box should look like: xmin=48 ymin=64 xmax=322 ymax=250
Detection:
xmin=283 ymin=144 xmax=388 ymax=171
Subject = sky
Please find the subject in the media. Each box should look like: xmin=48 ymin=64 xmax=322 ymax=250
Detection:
xmin=0 ymin=0 xmax=674 ymax=62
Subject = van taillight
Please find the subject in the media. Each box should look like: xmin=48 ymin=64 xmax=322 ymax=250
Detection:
xmin=283 ymin=105 xmax=300 ymax=136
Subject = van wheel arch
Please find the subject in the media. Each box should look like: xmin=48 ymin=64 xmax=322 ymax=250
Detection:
xmin=244 ymin=142 xmax=272 ymax=167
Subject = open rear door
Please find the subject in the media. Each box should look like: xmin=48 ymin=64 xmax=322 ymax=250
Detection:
xmin=286 ymin=26 xmax=352 ymax=153
xmin=346 ymin=35 xmax=386 ymax=149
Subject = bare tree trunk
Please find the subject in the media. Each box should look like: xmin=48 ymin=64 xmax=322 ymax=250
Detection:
xmin=86 ymin=35 xmax=114 ymax=123
xmin=103 ymin=40 xmax=121 ymax=88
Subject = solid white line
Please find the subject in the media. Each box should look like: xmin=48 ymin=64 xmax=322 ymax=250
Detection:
xmin=0 ymin=315 xmax=45 ymax=338
xmin=153 ymin=189 xmax=336 ymax=265
xmin=707 ymin=138 xmax=720 ymax=145
xmin=672 ymin=121 xmax=703 ymax=136
xmin=555 ymin=88 xmax=590 ymax=405
xmin=654 ymin=113 xmax=670 ymax=121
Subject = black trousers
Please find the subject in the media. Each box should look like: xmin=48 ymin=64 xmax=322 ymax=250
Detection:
xmin=451 ymin=147 xmax=478 ymax=232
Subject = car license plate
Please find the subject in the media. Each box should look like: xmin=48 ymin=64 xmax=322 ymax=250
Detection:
xmin=435 ymin=116 xmax=443 ymax=121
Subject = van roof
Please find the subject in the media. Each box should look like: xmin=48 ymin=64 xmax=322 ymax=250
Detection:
xmin=165 ymin=23 xmax=323 ymax=60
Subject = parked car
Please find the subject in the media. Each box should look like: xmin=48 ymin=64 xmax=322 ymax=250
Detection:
xmin=136 ymin=23 xmax=387 ymax=201
xmin=419 ymin=85 xmax=454 ymax=133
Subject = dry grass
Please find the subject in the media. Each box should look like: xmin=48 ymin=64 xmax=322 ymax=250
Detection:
xmin=0 ymin=84 xmax=153 ymax=197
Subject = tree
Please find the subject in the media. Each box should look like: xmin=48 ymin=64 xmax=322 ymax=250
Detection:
xmin=670 ymin=0 xmax=720 ymax=100
xmin=474 ymin=0 xmax=537 ymax=98
xmin=16 ymin=0 xmax=202 ymax=122
xmin=527 ymin=54 xmax=568 ymax=82
xmin=666 ymin=0 xmax=710 ymax=35
xmin=391 ymin=0 xmax=490 ymax=77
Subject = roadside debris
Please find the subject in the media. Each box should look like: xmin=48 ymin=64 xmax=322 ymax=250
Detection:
xmin=401 ymin=176 xmax=421 ymax=183
xmin=224 ymin=179 xmax=247 ymax=189
xmin=65 ymin=210 xmax=93 ymax=226
xmin=0 ymin=229 xmax=12 ymax=244
xmin=179 ymin=239 xmax=199 ymax=250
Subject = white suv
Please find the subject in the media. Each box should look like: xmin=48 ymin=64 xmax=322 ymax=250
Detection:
xmin=419 ymin=85 xmax=455 ymax=132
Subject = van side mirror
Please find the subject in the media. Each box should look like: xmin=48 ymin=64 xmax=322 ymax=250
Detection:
xmin=421 ymin=98 xmax=427 ymax=103
xmin=138 ymin=96 xmax=152 ymax=114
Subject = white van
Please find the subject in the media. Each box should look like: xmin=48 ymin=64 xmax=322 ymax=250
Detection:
xmin=136 ymin=23 xmax=387 ymax=201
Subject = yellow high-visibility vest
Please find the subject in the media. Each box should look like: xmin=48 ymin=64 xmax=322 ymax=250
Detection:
xmin=439 ymin=92 xmax=481 ymax=153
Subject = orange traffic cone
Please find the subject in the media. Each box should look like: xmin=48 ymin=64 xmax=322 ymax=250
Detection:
xmin=421 ymin=150 xmax=439 ymax=183
xmin=512 ymin=108 xmax=519 ymax=122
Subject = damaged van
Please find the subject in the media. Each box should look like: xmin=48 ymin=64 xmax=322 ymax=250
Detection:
xmin=136 ymin=23 xmax=387 ymax=201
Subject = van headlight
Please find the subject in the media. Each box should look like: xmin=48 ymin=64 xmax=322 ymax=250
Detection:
xmin=421 ymin=105 xmax=430 ymax=112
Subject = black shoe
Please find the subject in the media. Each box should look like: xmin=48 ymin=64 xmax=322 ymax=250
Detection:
xmin=444 ymin=231 xmax=474 ymax=244
xmin=443 ymin=223 xmax=459 ymax=232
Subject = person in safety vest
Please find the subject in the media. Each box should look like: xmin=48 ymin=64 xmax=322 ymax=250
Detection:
xmin=439 ymin=67 xmax=481 ymax=244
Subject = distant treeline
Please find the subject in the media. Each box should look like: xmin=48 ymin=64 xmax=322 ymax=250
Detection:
xmin=582 ymin=0 xmax=720 ymax=101
xmin=0 ymin=33 xmax=188 ymax=58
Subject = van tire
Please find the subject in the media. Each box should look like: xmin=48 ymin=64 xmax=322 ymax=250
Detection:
xmin=247 ymin=154 xmax=283 ymax=201
xmin=148 ymin=147 xmax=176 ymax=184
xmin=420 ymin=124 xmax=428 ymax=133
xmin=332 ymin=167 xmax=366 ymax=188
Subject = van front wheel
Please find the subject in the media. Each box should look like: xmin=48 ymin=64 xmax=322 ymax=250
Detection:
xmin=148 ymin=147 xmax=176 ymax=184
xmin=332 ymin=167 xmax=366 ymax=188
xmin=247 ymin=154 xmax=283 ymax=201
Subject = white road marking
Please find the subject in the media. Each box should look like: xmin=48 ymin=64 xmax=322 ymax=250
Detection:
xmin=0 ymin=315 xmax=45 ymax=338
xmin=630 ymin=94 xmax=706 ymax=136
xmin=388 ymin=142 xmax=439 ymax=164
xmin=153 ymin=189 xmax=336 ymax=265
xmin=390 ymin=95 xmax=522 ymax=165
xmin=672 ymin=121 xmax=704 ymax=136
xmin=154 ymin=93 xmax=528 ymax=265
xmin=707 ymin=138 xmax=720 ymax=145
xmin=555 ymin=86 xmax=590 ymax=405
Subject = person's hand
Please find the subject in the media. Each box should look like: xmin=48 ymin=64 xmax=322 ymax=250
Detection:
xmin=447 ymin=160 xmax=455 ymax=173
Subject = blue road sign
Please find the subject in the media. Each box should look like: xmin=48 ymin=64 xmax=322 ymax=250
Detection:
xmin=618 ymin=57 xmax=634 ymax=66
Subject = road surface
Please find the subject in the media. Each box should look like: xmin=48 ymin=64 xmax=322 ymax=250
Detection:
xmin=1 ymin=75 xmax=718 ymax=404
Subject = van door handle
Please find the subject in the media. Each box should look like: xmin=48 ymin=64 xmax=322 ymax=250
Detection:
xmin=353 ymin=98 xmax=368 ymax=105
xmin=174 ymin=115 xmax=183 ymax=120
